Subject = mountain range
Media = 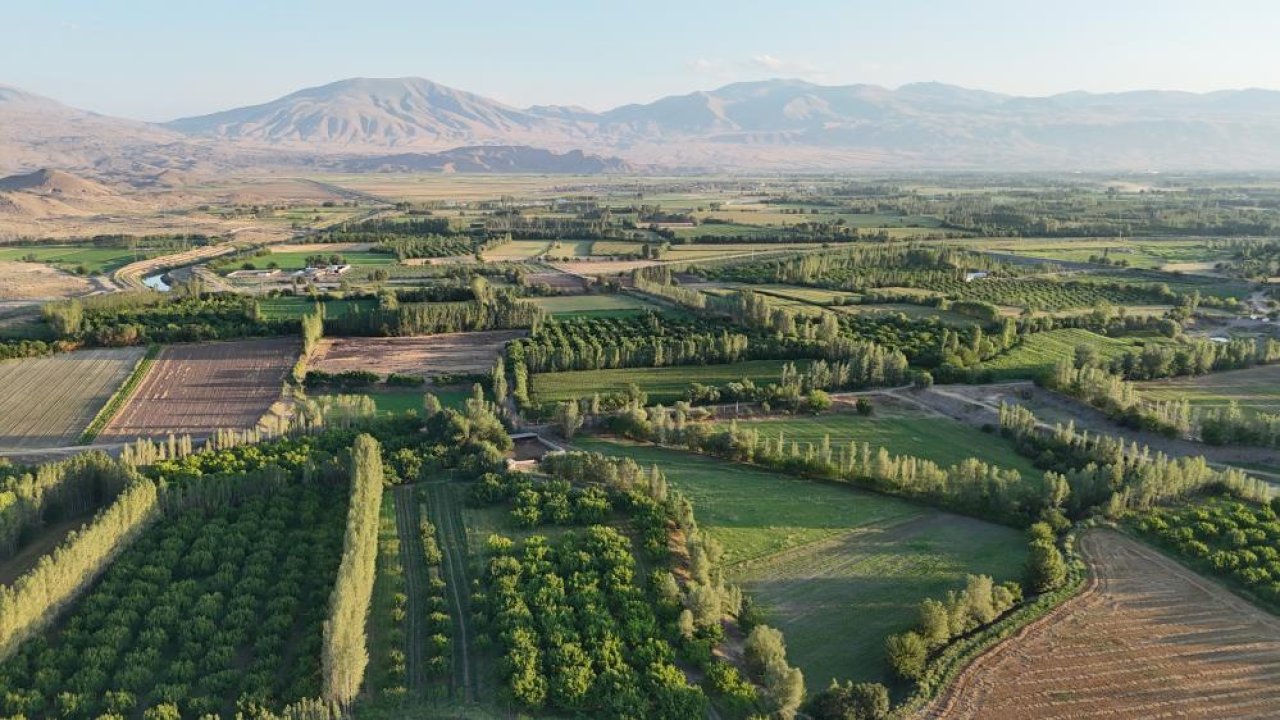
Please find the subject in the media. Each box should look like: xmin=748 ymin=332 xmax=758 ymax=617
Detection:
xmin=6 ymin=76 xmax=1280 ymax=178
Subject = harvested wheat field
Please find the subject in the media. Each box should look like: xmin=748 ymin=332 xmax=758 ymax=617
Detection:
xmin=310 ymin=330 xmax=524 ymax=377
xmin=0 ymin=347 xmax=147 ymax=449
xmin=924 ymin=530 xmax=1280 ymax=719
xmin=0 ymin=261 xmax=94 ymax=299
xmin=98 ymin=337 xmax=298 ymax=440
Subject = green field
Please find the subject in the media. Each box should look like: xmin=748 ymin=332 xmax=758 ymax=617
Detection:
xmin=523 ymin=293 xmax=661 ymax=317
xmin=834 ymin=302 xmax=980 ymax=327
xmin=980 ymin=328 xmax=1156 ymax=379
xmin=575 ymin=438 xmax=1027 ymax=687
xmin=0 ymin=245 xmax=146 ymax=274
xmin=531 ymin=359 xmax=802 ymax=405
xmin=257 ymin=296 xmax=376 ymax=320
xmin=717 ymin=407 xmax=1042 ymax=480
xmin=254 ymin=250 xmax=396 ymax=271
xmin=1138 ymin=364 xmax=1280 ymax=419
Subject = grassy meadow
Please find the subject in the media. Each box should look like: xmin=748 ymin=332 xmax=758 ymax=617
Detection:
xmin=530 ymin=359 xmax=802 ymax=405
xmin=575 ymin=438 xmax=1028 ymax=687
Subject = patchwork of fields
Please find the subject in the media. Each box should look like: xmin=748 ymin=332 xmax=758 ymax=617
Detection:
xmin=98 ymin=337 xmax=298 ymax=440
xmin=0 ymin=348 xmax=147 ymax=449
xmin=575 ymin=438 xmax=1028 ymax=687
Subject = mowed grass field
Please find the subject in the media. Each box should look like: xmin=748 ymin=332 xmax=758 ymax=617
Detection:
xmin=523 ymin=293 xmax=661 ymax=317
xmin=531 ymin=359 xmax=802 ymax=405
xmin=1138 ymin=364 xmax=1280 ymax=419
xmin=0 ymin=348 xmax=147 ymax=449
xmin=256 ymin=296 xmax=376 ymax=320
xmin=980 ymin=328 xmax=1154 ymax=379
xmin=249 ymin=250 xmax=395 ymax=271
xmin=575 ymin=438 xmax=1027 ymax=687
xmin=0 ymin=245 xmax=145 ymax=274
xmin=717 ymin=407 xmax=1042 ymax=480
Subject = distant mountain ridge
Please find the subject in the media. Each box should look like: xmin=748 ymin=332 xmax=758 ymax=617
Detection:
xmin=6 ymin=76 xmax=1280 ymax=175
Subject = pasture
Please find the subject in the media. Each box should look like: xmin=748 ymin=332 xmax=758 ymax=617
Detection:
xmin=979 ymin=328 xmax=1154 ymax=379
xmin=575 ymin=438 xmax=1027 ymax=687
xmin=523 ymin=293 xmax=660 ymax=317
xmin=530 ymin=359 xmax=800 ymax=405
xmin=98 ymin=337 xmax=299 ymax=440
xmin=716 ymin=406 xmax=1041 ymax=479
xmin=0 ymin=348 xmax=147 ymax=449
xmin=1138 ymin=363 xmax=1280 ymax=418
xmin=256 ymin=295 xmax=376 ymax=320
xmin=0 ymin=245 xmax=143 ymax=274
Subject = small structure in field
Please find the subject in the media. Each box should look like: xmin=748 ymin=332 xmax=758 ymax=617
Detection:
xmin=963 ymin=271 xmax=990 ymax=282
xmin=507 ymin=432 xmax=564 ymax=470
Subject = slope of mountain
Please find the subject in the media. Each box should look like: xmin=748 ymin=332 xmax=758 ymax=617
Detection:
xmin=6 ymin=77 xmax=1280 ymax=173
xmin=166 ymin=77 xmax=588 ymax=149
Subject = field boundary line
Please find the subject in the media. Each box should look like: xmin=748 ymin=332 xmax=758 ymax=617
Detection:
xmin=393 ymin=486 xmax=428 ymax=694
xmin=78 ymin=344 xmax=159 ymax=444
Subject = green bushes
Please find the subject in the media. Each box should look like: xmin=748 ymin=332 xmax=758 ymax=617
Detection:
xmin=0 ymin=482 xmax=344 ymax=717
xmin=885 ymin=574 xmax=1023 ymax=682
xmin=476 ymin=526 xmax=707 ymax=718
xmin=1132 ymin=494 xmax=1280 ymax=610
xmin=321 ymin=434 xmax=385 ymax=705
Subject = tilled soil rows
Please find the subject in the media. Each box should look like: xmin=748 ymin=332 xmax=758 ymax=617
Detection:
xmin=311 ymin=330 xmax=524 ymax=377
xmin=98 ymin=337 xmax=298 ymax=441
xmin=923 ymin=530 xmax=1280 ymax=719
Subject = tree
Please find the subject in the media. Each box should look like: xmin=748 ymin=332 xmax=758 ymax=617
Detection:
xmin=1025 ymin=537 xmax=1068 ymax=593
xmin=555 ymin=401 xmax=583 ymax=440
xmin=918 ymin=598 xmax=950 ymax=647
xmin=885 ymin=631 xmax=928 ymax=680
xmin=855 ymin=397 xmax=874 ymax=416
xmin=763 ymin=659 xmax=805 ymax=720
xmin=809 ymin=680 xmax=890 ymax=720
xmin=423 ymin=392 xmax=443 ymax=417
xmin=491 ymin=358 xmax=508 ymax=403
xmin=744 ymin=625 xmax=787 ymax=678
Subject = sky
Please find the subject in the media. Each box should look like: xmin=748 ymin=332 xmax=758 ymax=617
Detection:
xmin=3 ymin=0 xmax=1280 ymax=122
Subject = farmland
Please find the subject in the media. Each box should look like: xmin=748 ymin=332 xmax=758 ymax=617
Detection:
xmin=714 ymin=405 xmax=1042 ymax=479
xmin=523 ymin=293 xmax=660 ymax=317
xmin=932 ymin=530 xmax=1280 ymax=719
xmin=0 ymin=245 xmax=145 ymax=274
xmin=1138 ymin=363 xmax=1280 ymax=418
xmin=979 ymin=328 xmax=1158 ymax=379
xmin=98 ymin=338 xmax=299 ymax=440
xmin=0 ymin=483 xmax=346 ymax=717
xmin=310 ymin=330 xmax=523 ymax=377
xmin=0 ymin=348 xmax=147 ymax=449
xmin=574 ymin=438 xmax=1027 ymax=687
xmin=256 ymin=295 xmax=376 ymax=320
xmin=530 ymin=358 xmax=801 ymax=405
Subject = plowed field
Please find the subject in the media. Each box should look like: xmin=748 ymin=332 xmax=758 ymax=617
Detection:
xmin=98 ymin=337 xmax=297 ymax=440
xmin=924 ymin=530 xmax=1280 ymax=719
xmin=0 ymin=347 xmax=146 ymax=448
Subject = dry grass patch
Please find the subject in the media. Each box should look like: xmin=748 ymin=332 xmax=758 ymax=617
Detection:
xmin=0 ymin=347 xmax=147 ymax=449
xmin=311 ymin=331 xmax=524 ymax=377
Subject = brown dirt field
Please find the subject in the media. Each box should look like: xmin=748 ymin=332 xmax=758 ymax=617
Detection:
xmin=524 ymin=271 xmax=588 ymax=291
xmin=98 ymin=337 xmax=299 ymax=441
xmin=0 ymin=261 xmax=94 ymax=299
xmin=923 ymin=530 xmax=1280 ymax=719
xmin=310 ymin=330 xmax=525 ymax=377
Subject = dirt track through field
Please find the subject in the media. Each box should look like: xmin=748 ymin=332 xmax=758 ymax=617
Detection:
xmin=393 ymin=487 xmax=428 ymax=693
xmin=923 ymin=530 xmax=1280 ymax=719
xmin=425 ymin=483 xmax=478 ymax=702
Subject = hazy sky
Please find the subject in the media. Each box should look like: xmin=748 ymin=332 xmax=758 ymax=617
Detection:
xmin=4 ymin=0 xmax=1280 ymax=121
